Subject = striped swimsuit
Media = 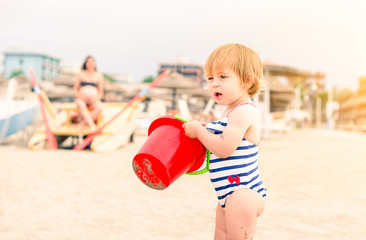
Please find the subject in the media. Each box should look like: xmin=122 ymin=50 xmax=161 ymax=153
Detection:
xmin=206 ymin=103 xmax=267 ymax=208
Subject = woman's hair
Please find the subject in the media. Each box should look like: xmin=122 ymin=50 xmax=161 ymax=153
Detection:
xmin=204 ymin=43 xmax=263 ymax=97
xmin=82 ymin=55 xmax=97 ymax=71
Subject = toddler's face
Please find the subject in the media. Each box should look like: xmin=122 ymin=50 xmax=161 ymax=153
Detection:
xmin=206 ymin=68 xmax=247 ymax=106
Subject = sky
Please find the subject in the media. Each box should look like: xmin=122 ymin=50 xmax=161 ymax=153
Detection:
xmin=1 ymin=0 xmax=365 ymax=90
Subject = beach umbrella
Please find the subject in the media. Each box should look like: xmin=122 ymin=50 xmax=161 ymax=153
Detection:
xmin=154 ymin=72 xmax=201 ymax=110
xmin=178 ymin=87 xmax=210 ymax=99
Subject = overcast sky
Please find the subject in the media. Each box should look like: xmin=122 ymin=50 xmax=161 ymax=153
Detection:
xmin=1 ymin=0 xmax=365 ymax=90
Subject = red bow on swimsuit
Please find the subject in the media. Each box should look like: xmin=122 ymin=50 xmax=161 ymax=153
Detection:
xmin=228 ymin=175 xmax=240 ymax=185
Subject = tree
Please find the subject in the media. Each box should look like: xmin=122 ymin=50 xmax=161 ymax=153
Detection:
xmin=9 ymin=69 xmax=24 ymax=79
xmin=103 ymin=73 xmax=117 ymax=83
xmin=143 ymin=75 xmax=155 ymax=83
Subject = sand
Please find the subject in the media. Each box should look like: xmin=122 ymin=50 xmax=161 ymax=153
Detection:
xmin=1 ymin=128 xmax=366 ymax=240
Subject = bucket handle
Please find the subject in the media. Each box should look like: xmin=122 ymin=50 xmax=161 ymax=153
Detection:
xmin=174 ymin=115 xmax=209 ymax=175
xmin=185 ymin=150 xmax=210 ymax=175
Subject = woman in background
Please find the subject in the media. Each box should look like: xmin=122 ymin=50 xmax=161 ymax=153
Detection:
xmin=73 ymin=56 xmax=104 ymax=132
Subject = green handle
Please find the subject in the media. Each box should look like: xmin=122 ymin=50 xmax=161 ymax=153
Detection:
xmin=185 ymin=150 xmax=210 ymax=175
xmin=174 ymin=115 xmax=188 ymax=123
xmin=174 ymin=115 xmax=209 ymax=175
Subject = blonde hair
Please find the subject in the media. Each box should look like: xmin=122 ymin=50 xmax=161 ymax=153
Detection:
xmin=204 ymin=43 xmax=263 ymax=97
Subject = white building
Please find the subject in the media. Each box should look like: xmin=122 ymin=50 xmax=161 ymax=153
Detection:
xmin=3 ymin=46 xmax=60 ymax=81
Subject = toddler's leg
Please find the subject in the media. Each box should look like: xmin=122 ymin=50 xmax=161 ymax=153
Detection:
xmin=225 ymin=189 xmax=265 ymax=240
xmin=214 ymin=203 xmax=227 ymax=240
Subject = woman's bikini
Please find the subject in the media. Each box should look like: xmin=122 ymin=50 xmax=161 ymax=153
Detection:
xmin=80 ymin=80 xmax=98 ymax=88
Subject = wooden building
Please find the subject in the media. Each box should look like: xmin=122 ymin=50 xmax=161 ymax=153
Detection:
xmin=338 ymin=77 xmax=366 ymax=131
xmin=258 ymin=62 xmax=325 ymax=135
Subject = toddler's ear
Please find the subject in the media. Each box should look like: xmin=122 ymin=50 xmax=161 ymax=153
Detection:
xmin=244 ymin=75 xmax=253 ymax=88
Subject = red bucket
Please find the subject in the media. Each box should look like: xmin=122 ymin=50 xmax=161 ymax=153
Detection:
xmin=132 ymin=115 xmax=206 ymax=190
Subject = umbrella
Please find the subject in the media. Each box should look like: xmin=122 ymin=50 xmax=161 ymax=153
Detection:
xmin=154 ymin=72 xmax=201 ymax=110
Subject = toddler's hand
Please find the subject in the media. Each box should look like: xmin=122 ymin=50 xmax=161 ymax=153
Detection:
xmin=182 ymin=120 xmax=203 ymax=138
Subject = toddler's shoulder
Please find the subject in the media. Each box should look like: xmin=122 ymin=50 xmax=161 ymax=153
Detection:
xmin=228 ymin=103 xmax=260 ymax=124
xmin=229 ymin=103 xmax=258 ymax=116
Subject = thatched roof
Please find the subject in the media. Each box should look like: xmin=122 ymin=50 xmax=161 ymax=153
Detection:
xmin=262 ymin=76 xmax=296 ymax=112
xmin=51 ymin=72 xmax=127 ymax=100
xmin=267 ymin=77 xmax=294 ymax=93
xmin=0 ymin=75 xmax=34 ymax=100
xmin=263 ymin=62 xmax=325 ymax=79
xmin=340 ymin=95 xmax=366 ymax=110
xmin=54 ymin=73 xmax=75 ymax=87
xmin=156 ymin=72 xmax=200 ymax=89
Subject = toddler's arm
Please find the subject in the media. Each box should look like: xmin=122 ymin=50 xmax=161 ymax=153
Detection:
xmin=183 ymin=106 xmax=257 ymax=158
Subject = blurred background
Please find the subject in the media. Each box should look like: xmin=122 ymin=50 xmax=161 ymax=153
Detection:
xmin=1 ymin=1 xmax=366 ymax=239
xmin=1 ymin=0 xmax=366 ymax=134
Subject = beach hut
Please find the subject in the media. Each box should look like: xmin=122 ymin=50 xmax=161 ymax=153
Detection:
xmin=259 ymin=62 xmax=325 ymax=136
xmin=338 ymin=77 xmax=366 ymax=131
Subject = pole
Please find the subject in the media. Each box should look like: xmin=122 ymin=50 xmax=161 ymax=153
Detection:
xmin=29 ymin=68 xmax=58 ymax=150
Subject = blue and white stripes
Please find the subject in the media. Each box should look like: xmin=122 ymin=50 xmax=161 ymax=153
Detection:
xmin=206 ymin=117 xmax=267 ymax=209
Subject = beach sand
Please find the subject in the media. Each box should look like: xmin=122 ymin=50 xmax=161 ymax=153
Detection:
xmin=0 ymin=128 xmax=366 ymax=239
